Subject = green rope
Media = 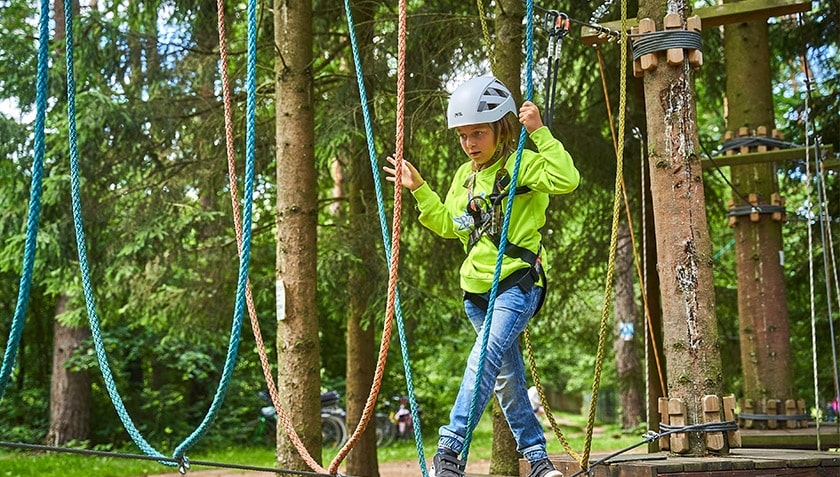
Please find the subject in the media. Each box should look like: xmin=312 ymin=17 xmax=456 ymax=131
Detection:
xmin=0 ymin=0 xmax=50 ymax=400
xmin=64 ymin=0 xmax=256 ymax=464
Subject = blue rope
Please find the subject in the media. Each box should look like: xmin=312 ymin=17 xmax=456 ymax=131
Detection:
xmin=461 ymin=0 xmax=535 ymax=462
xmin=64 ymin=0 xmax=255 ymax=465
xmin=342 ymin=2 xmax=427 ymax=476
xmin=0 ymin=0 xmax=50 ymax=400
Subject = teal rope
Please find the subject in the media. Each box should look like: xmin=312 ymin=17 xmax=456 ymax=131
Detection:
xmin=63 ymin=0 xmax=165 ymax=462
xmin=64 ymin=0 xmax=255 ymax=465
xmin=461 ymin=0 xmax=535 ymax=462
xmin=342 ymin=2 xmax=427 ymax=476
xmin=712 ymin=239 xmax=735 ymax=261
xmin=174 ymin=0 xmax=257 ymax=458
xmin=0 ymin=0 xmax=50 ymax=400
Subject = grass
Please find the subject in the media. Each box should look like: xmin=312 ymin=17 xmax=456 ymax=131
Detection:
xmin=0 ymin=413 xmax=645 ymax=476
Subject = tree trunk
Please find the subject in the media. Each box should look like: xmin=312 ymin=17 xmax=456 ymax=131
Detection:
xmin=343 ymin=2 xmax=380 ymax=475
xmin=490 ymin=401 xmax=519 ymax=476
xmin=723 ymin=2 xmax=793 ymax=404
xmin=47 ymin=0 xmax=91 ymax=448
xmin=46 ymin=293 xmax=91 ymax=446
xmin=490 ymin=0 xmax=524 ymax=471
xmin=274 ymin=0 xmax=322 ymax=469
xmin=642 ymin=159 xmax=666 ymax=452
xmin=614 ymin=221 xmax=645 ymax=429
xmin=638 ymin=0 xmax=727 ymax=456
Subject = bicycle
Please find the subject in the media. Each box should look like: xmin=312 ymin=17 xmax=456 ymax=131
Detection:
xmin=374 ymin=395 xmax=421 ymax=447
xmin=252 ymin=390 xmax=348 ymax=448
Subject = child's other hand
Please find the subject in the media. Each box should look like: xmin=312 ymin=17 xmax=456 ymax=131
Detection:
xmin=519 ymin=101 xmax=544 ymax=134
xmin=384 ymin=155 xmax=424 ymax=191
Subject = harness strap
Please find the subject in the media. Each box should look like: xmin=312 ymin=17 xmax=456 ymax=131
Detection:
xmin=464 ymin=242 xmax=547 ymax=316
xmin=463 ymin=175 xmax=547 ymax=315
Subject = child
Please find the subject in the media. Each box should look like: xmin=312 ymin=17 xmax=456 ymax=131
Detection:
xmin=384 ymin=76 xmax=580 ymax=477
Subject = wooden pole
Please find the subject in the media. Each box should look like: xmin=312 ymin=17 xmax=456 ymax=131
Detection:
xmin=723 ymin=0 xmax=795 ymax=413
xmin=637 ymin=0 xmax=727 ymax=456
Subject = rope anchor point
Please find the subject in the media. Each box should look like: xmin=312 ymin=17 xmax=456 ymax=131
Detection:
xmin=178 ymin=455 xmax=190 ymax=474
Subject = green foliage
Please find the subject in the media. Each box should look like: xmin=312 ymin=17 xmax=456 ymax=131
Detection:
xmin=0 ymin=0 xmax=838 ymax=456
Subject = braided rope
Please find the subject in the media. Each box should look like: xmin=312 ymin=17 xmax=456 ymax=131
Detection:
xmin=460 ymin=0 xmax=534 ymax=462
xmin=476 ymin=0 xmax=495 ymax=71
xmin=326 ymin=0 xmax=409 ymax=470
xmin=0 ymin=0 xmax=49 ymax=400
xmin=582 ymin=0 xmax=629 ymax=467
xmin=65 ymin=0 xmax=253 ymax=463
xmin=64 ymin=0 xmax=166 ymax=462
xmin=594 ymin=45 xmax=665 ymax=398
xmin=214 ymin=0 xmax=327 ymax=473
xmin=171 ymin=0 xmax=260 ymax=457
xmin=524 ymin=329 xmax=581 ymax=463
xmin=342 ymin=2 xmax=428 ymax=475
xmin=577 ymin=0 xmax=630 ymax=467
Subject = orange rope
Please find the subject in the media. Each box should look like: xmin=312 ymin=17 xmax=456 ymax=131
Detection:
xmin=216 ymin=2 xmax=328 ymax=473
xmin=219 ymin=0 xmax=409 ymax=473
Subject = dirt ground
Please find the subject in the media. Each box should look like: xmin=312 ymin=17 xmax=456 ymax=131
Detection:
xmin=152 ymin=458 xmax=491 ymax=477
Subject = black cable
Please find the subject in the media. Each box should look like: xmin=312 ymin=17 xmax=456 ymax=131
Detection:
xmin=629 ymin=30 xmax=703 ymax=61
xmin=698 ymin=137 xmax=754 ymax=207
xmin=525 ymin=1 xmax=622 ymax=41
xmin=0 ymin=441 xmax=337 ymax=477
xmin=568 ymin=420 xmax=739 ymax=477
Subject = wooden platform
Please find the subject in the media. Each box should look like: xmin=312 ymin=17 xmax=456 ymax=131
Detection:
xmin=741 ymin=425 xmax=840 ymax=450
xmin=532 ymin=448 xmax=840 ymax=477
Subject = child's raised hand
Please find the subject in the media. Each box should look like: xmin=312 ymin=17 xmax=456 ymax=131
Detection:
xmin=384 ymin=155 xmax=424 ymax=191
xmin=519 ymin=101 xmax=544 ymax=134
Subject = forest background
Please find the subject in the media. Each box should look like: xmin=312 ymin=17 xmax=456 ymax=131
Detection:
xmin=0 ymin=0 xmax=838 ymax=470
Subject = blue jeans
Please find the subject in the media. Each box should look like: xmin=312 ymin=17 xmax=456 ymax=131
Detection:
xmin=438 ymin=283 xmax=547 ymax=463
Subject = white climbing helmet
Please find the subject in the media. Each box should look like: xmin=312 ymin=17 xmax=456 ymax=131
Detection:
xmin=446 ymin=76 xmax=516 ymax=129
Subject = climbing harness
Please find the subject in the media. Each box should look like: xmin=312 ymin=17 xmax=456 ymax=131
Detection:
xmin=460 ymin=0 xmax=536 ymax=462
xmin=461 ymin=168 xmax=546 ymax=315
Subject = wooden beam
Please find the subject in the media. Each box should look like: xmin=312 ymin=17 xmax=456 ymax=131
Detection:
xmin=581 ymin=0 xmax=812 ymax=46
xmin=700 ymin=145 xmax=836 ymax=169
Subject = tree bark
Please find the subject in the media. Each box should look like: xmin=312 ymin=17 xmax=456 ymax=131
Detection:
xmin=723 ymin=2 xmax=793 ymax=404
xmin=46 ymin=293 xmax=91 ymax=446
xmin=614 ymin=222 xmax=645 ymax=429
xmin=274 ymin=0 xmax=322 ymax=469
xmin=638 ymin=0 xmax=727 ymax=456
xmin=490 ymin=0 xmax=525 ymax=472
xmin=47 ymin=0 xmax=91 ymax=448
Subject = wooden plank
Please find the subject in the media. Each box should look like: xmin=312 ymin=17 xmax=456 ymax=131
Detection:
xmin=669 ymin=398 xmax=689 ymax=453
xmin=723 ymin=394 xmax=742 ymax=447
xmin=581 ymin=0 xmax=813 ymax=46
xmin=700 ymin=145 xmax=836 ymax=169
xmin=703 ymin=395 xmax=725 ymax=451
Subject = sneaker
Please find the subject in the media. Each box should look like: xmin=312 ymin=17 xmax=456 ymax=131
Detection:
xmin=430 ymin=451 xmax=465 ymax=477
xmin=527 ymin=458 xmax=563 ymax=477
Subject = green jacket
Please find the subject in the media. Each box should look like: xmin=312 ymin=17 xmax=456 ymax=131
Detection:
xmin=411 ymin=126 xmax=580 ymax=294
